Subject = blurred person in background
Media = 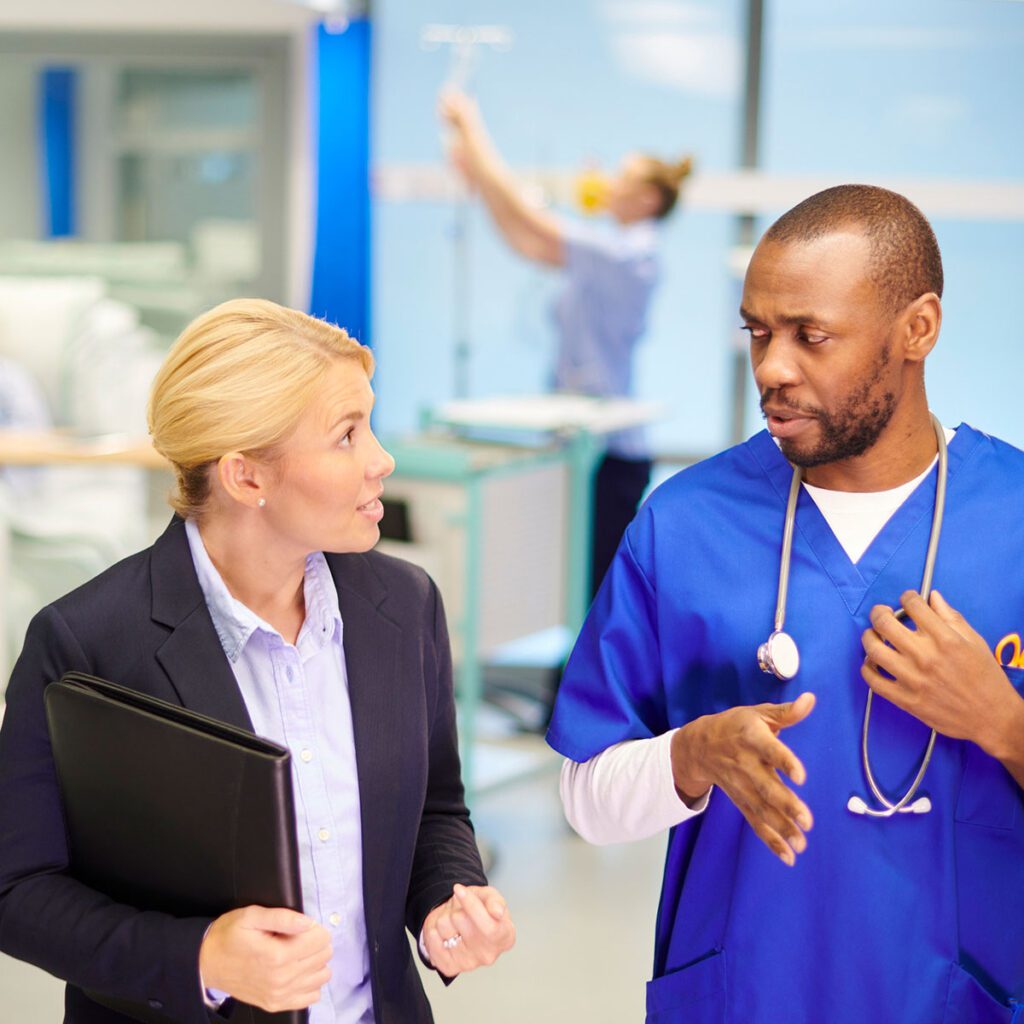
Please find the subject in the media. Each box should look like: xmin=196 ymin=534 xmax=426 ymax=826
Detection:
xmin=0 ymin=299 xmax=515 ymax=1024
xmin=0 ymin=356 xmax=52 ymax=499
xmin=440 ymin=89 xmax=692 ymax=598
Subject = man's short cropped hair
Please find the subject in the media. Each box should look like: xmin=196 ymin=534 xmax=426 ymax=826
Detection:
xmin=764 ymin=184 xmax=943 ymax=315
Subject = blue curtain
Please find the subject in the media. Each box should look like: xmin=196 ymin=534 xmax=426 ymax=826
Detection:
xmin=309 ymin=19 xmax=372 ymax=345
xmin=39 ymin=67 xmax=78 ymax=239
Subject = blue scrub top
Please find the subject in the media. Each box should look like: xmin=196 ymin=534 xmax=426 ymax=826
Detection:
xmin=548 ymin=424 xmax=1024 ymax=1024
xmin=551 ymin=218 xmax=659 ymax=459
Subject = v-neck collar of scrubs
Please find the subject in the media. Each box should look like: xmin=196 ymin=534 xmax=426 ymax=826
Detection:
xmin=746 ymin=422 xmax=983 ymax=617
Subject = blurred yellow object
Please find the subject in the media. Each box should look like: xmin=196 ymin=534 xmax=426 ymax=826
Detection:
xmin=576 ymin=169 xmax=610 ymax=214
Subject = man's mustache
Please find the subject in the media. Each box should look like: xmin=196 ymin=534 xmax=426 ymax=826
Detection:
xmin=759 ymin=391 xmax=821 ymax=419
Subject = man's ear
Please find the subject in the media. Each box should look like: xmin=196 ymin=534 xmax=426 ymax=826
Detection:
xmin=901 ymin=292 xmax=942 ymax=364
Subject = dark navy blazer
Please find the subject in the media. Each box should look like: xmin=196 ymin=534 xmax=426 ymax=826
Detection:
xmin=0 ymin=518 xmax=486 ymax=1024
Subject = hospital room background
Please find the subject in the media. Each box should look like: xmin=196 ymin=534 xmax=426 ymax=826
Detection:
xmin=0 ymin=0 xmax=1022 ymax=1020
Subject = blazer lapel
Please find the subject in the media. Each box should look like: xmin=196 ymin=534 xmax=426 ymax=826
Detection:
xmin=148 ymin=517 xmax=254 ymax=732
xmin=329 ymin=553 xmax=403 ymax=923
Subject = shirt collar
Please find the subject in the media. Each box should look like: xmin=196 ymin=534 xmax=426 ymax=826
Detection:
xmin=184 ymin=518 xmax=342 ymax=663
xmin=300 ymin=549 xmax=343 ymax=656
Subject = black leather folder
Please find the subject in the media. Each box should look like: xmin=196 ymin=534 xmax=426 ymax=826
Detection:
xmin=45 ymin=672 xmax=307 ymax=1024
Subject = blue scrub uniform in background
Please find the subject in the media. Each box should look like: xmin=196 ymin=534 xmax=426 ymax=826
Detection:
xmin=552 ymin=218 xmax=659 ymax=595
xmin=552 ymin=217 xmax=658 ymax=458
xmin=548 ymin=423 xmax=1024 ymax=1024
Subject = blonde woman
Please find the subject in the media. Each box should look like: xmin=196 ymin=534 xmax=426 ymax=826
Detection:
xmin=440 ymin=90 xmax=693 ymax=597
xmin=0 ymin=299 xmax=514 ymax=1024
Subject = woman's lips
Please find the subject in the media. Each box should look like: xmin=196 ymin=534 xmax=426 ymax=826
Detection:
xmin=357 ymin=497 xmax=384 ymax=520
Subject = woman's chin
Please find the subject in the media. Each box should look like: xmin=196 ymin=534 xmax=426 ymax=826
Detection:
xmin=323 ymin=527 xmax=381 ymax=556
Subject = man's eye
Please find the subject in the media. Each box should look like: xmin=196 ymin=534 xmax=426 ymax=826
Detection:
xmin=740 ymin=325 xmax=769 ymax=340
xmin=799 ymin=331 xmax=828 ymax=345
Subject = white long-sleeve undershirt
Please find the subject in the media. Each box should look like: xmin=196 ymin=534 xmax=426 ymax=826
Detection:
xmin=560 ymin=730 xmax=710 ymax=844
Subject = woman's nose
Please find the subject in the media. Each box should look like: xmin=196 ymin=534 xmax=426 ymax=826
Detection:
xmin=369 ymin=435 xmax=396 ymax=480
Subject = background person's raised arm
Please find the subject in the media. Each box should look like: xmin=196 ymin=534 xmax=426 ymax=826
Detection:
xmin=439 ymin=90 xmax=564 ymax=267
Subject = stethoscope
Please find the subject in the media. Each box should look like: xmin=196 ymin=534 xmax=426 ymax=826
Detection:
xmin=757 ymin=414 xmax=948 ymax=818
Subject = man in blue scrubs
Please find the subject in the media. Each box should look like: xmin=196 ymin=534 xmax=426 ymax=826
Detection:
xmin=548 ymin=185 xmax=1024 ymax=1023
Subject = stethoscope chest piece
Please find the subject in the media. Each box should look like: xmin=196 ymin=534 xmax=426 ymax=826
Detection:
xmin=757 ymin=629 xmax=800 ymax=681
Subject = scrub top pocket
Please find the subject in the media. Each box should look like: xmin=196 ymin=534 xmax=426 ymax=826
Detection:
xmin=943 ymin=962 xmax=1019 ymax=1023
xmin=646 ymin=948 xmax=726 ymax=1024
xmin=954 ymin=667 xmax=1024 ymax=830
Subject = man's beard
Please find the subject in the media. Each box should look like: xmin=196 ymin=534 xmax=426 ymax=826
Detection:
xmin=761 ymin=352 xmax=897 ymax=469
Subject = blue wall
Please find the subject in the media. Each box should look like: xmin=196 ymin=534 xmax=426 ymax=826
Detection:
xmin=310 ymin=19 xmax=372 ymax=345
xmin=39 ymin=67 xmax=77 ymax=238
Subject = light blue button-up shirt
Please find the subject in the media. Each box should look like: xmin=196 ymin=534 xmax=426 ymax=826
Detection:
xmin=185 ymin=519 xmax=373 ymax=1024
xmin=551 ymin=217 xmax=660 ymax=459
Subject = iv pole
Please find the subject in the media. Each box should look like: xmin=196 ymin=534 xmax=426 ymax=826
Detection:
xmin=421 ymin=24 xmax=512 ymax=399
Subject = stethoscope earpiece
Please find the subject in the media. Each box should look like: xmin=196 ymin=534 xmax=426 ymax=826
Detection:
xmin=847 ymin=794 xmax=932 ymax=817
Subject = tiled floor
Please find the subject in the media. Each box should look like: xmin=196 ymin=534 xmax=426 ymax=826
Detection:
xmin=0 ymin=737 xmax=666 ymax=1023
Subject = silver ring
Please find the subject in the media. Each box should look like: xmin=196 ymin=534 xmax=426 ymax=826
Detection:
xmin=441 ymin=933 xmax=463 ymax=950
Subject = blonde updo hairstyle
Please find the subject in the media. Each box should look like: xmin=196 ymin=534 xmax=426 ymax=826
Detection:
xmin=639 ymin=154 xmax=695 ymax=219
xmin=148 ymin=298 xmax=374 ymax=520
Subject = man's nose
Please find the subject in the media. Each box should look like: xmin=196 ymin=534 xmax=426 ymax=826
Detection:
xmin=753 ymin=335 xmax=801 ymax=394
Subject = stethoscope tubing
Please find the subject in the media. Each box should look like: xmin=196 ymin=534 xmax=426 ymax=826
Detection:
xmin=774 ymin=467 xmax=803 ymax=633
xmin=766 ymin=413 xmax=949 ymax=817
xmin=859 ymin=413 xmax=947 ymax=816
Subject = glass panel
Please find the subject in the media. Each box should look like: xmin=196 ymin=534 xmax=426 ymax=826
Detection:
xmin=117 ymin=69 xmax=258 ymax=136
xmin=118 ymin=151 xmax=257 ymax=244
xmin=114 ymin=69 xmax=260 ymax=246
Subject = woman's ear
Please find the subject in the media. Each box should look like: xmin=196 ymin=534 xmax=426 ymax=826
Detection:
xmin=214 ymin=452 xmax=267 ymax=510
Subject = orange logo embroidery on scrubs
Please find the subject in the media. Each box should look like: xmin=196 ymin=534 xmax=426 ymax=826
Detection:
xmin=995 ymin=632 xmax=1024 ymax=669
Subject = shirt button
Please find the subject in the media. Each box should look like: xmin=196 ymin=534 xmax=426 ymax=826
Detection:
xmin=329 ymin=912 xmax=341 ymax=927
xmin=300 ymin=749 xmax=313 ymax=763
xmin=318 ymin=828 xmax=330 ymax=842
xmin=286 ymin=667 xmax=294 ymax=682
